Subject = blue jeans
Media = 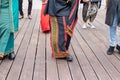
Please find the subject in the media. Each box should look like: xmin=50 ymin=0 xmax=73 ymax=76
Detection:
xmin=109 ymin=9 xmax=119 ymax=47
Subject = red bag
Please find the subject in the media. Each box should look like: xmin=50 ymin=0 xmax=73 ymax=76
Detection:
xmin=40 ymin=3 xmax=50 ymax=32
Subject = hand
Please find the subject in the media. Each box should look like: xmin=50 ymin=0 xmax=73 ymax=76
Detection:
xmin=105 ymin=0 xmax=109 ymax=9
xmin=42 ymin=0 xmax=47 ymax=4
xmin=83 ymin=0 xmax=89 ymax=3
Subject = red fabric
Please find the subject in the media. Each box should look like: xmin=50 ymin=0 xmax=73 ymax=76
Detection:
xmin=40 ymin=4 xmax=50 ymax=32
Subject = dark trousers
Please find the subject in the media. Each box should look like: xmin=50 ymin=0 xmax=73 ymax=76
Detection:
xmin=19 ymin=0 xmax=33 ymax=16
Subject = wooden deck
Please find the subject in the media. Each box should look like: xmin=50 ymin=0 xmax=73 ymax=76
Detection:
xmin=1 ymin=9 xmax=120 ymax=80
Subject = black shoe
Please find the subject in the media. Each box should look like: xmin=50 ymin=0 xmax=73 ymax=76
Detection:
xmin=65 ymin=55 xmax=73 ymax=62
xmin=0 ymin=57 xmax=3 ymax=60
xmin=107 ymin=46 xmax=115 ymax=55
xmin=116 ymin=45 xmax=120 ymax=54
xmin=9 ymin=51 xmax=15 ymax=60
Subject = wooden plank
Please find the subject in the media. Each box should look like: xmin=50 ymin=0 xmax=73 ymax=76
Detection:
xmin=76 ymin=22 xmax=120 ymax=79
xmin=71 ymin=33 xmax=98 ymax=80
xmin=73 ymin=28 xmax=111 ymax=80
xmin=57 ymin=60 xmax=72 ymax=80
xmin=15 ymin=18 xmax=27 ymax=38
xmin=68 ymin=45 xmax=85 ymax=80
xmin=89 ymin=26 xmax=120 ymax=74
xmin=15 ymin=9 xmax=28 ymax=38
xmin=19 ymin=10 xmax=39 ymax=80
xmin=33 ymin=29 xmax=46 ymax=80
xmin=0 ymin=60 xmax=13 ymax=80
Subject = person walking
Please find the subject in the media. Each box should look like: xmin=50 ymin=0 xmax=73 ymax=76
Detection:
xmin=106 ymin=0 xmax=120 ymax=55
xmin=0 ymin=0 xmax=17 ymax=60
xmin=81 ymin=0 xmax=101 ymax=29
xmin=44 ymin=0 xmax=80 ymax=61
xmin=19 ymin=0 xmax=33 ymax=19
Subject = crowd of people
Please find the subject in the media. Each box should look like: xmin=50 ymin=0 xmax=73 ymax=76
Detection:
xmin=0 ymin=0 xmax=120 ymax=62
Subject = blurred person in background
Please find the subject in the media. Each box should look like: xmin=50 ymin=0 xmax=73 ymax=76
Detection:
xmin=19 ymin=0 xmax=33 ymax=19
xmin=80 ymin=0 xmax=101 ymax=29
xmin=106 ymin=0 xmax=120 ymax=55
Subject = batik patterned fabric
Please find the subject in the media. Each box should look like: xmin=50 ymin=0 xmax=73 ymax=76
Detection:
xmin=50 ymin=16 xmax=69 ymax=58
xmin=0 ymin=0 xmax=17 ymax=57
xmin=45 ymin=0 xmax=79 ymax=58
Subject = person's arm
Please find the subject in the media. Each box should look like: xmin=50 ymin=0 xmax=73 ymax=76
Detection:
xmin=42 ymin=0 xmax=47 ymax=4
xmin=83 ymin=0 xmax=89 ymax=3
xmin=106 ymin=0 xmax=109 ymax=8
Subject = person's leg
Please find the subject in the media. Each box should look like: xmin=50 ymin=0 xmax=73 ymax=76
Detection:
xmin=89 ymin=15 xmax=96 ymax=28
xmin=28 ymin=0 xmax=32 ymax=19
xmin=0 ymin=30 xmax=15 ymax=60
xmin=65 ymin=35 xmax=71 ymax=50
xmin=82 ymin=3 xmax=89 ymax=28
xmin=107 ymin=8 xmax=118 ymax=55
xmin=115 ymin=7 xmax=120 ymax=53
xmin=50 ymin=16 xmax=72 ymax=61
xmin=89 ymin=3 xmax=98 ymax=28
xmin=0 ymin=27 xmax=11 ymax=59
xmin=5 ymin=33 xmax=15 ymax=60
xmin=109 ymin=26 xmax=117 ymax=47
xmin=19 ymin=0 xmax=24 ymax=18
xmin=82 ymin=21 xmax=87 ymax=28
xmin=89 ymin=21 xmax=95 ymax=28
xmin=0 ymin=0 xmax=14 ymax=60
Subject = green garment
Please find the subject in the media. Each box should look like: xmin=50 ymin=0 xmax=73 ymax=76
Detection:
xmin=0 ymin=0 xmax=17 ymax=56
xmin=12 ymin=0 xmax=19 ymax=32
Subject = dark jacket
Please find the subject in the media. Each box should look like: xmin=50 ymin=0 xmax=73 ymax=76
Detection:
xmin=80 ymin=0 xmax=101 ymax=3
xmin=44 ymin=0 xmax=71 ymax=16
xmin=105 ymin=0 xmax=120 ymax=27
xmin=44 ymin=0 xmax=79 ymax=25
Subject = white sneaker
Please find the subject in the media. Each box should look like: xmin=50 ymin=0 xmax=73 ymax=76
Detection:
xmin=88 ymin=23 xmax=96 ymax=29
xmin=90 ymin=25 xmax=96 ymax=29
xmin=82 ymin=24 xmax=87 ymax=29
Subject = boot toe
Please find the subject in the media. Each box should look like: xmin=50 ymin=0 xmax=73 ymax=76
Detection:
xmin=107 ymin=51 xmax=113 ymax=55
xmin=66 ymin=55 xmax=73 ymax=62
xmin=9 ymin=52 xmax=15 ymax=60
xmin=107 ymin=46 xmax=115 ymax=55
